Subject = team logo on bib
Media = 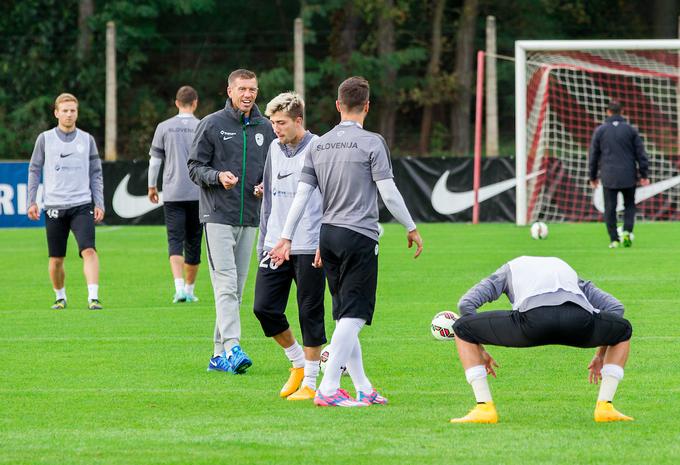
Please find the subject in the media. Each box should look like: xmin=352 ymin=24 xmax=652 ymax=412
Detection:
xmin=76 ymin=143 xmax=84 ymax=153
xmin=255 ymin=133 xmax=264 ymax=146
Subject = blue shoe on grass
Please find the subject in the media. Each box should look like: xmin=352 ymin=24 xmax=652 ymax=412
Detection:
xmin=226 ymin=345 xmax=252 ymax=374
xmin=207 ymin=353 xmax=232 ymax=373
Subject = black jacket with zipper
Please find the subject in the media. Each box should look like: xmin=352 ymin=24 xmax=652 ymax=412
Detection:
xmin=588 ymin=114 xmax=649 ymax=189
xmin=188 ymin=101 xmax=275 ymax=226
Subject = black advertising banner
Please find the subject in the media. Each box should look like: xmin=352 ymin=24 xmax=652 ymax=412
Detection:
xmin=102 ymin=158 xmax=519 ymax=225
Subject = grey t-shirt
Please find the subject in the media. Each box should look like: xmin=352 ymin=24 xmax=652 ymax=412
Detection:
xmin=149 ymin=113 xmax=200 ymax=202
xmin=299 ymin=121 xmax=393 ymax=241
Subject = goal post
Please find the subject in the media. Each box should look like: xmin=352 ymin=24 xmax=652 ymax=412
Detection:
xmin=515 ymin=39 xmax=680 ymax=226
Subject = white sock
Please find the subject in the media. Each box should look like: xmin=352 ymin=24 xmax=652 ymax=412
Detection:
xmin=54 ymin=288 xmax=66 ymax=300
xmin=284 ymin=342 xmax=305 ymax=368
xmin=346 ymin=339 xmax=372 ymax=393
xmin=598 ymin=364 xmax=624 ymax=402
xmin=318 ymin=318 xmax=365 ymax=396
xmin=303 ymin=359 xmax=320 ymax=390
xmin=87 ymin=284 xmax=99 ymax=300
xmin=184 ymin=283 xmax=195 ymax=296
xmin=174 ymin=278 xmax=185 ymax=294
xmin=465 ymin=365 xmax=492 ymax=403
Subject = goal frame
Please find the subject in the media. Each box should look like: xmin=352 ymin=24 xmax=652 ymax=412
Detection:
xmin=514 ymin=39 xmax=680 ymax=226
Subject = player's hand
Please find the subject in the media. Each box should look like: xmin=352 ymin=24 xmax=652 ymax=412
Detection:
xmin=27 ymin=203 xmax=40 ymax=220
xmin=407 ymin=229 xmax=423 ymax=258
xmin=639 ymin=178 xmax=650 ymax=186
xmin=590 ymin=179 xmax=599 ymax=189
xmin=219 ymin=171 xmax=239 ymax=190
xmin=253 ymin=183 xmax=264 ymax=199
xmin=94 ymin=207 xmax=105 ymax=223
xmin=588 ymin=355 xmax=604 ymax=384
xmin=148 ymin=187 xmax=159 ymax=204
xmin=269 ymin=239 xmax=292 ymax=266
xmin=482 ymin=350 xmax=499 ymax=378
xmin=312 ymin=248 xmax=323 ymax=268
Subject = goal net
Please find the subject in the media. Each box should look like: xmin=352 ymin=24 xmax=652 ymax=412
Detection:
xmin=515 ymin=40 xmax=680 ymax=225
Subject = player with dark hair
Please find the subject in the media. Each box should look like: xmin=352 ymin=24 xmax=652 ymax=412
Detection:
xmin=188 ymin=69 xmax=275 ymax=374
xmin=589 ymin=100 xmax=650 ymax=248
xmin=450 ymin=256 xmax=633 ymax=424
xmin=270 ymin=76 xmax=423 ymax=407
xmin=148 ymin=85 xmax=202 ymax=303
xmin=27 ymin=93 xmax=105 ymax=310
xmin=254 ymin=91 xmax=326 ymax=401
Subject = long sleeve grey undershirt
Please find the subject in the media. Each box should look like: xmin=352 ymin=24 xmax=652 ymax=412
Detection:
xmin=28 ymin=130 xmax=104 ymax=211
xmin=457 ymin=264 xmax=625 ymax=317
xmin=375 ymin=178 xmax=416 ymax=231
xmin=148 ymin=157 xmax=162 ymax=187
xmin=257 ymin=145 xmax=274 ymax=255
xmin=281 ymin=182 xmax=314 ymax=240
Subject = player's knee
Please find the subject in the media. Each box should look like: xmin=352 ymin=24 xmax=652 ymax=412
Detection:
xmin=81 ymin=248 xmax=96 ymax=258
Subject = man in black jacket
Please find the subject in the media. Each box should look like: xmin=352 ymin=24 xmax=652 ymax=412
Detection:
xmin=188 ymin=69 xmax=275 ymax=374
xmin=589 ymin=101 xmax=649 ymax=248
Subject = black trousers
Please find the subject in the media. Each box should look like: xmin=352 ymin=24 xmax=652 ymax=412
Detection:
xmin=603 ymin=186 xmax=636 ymax=242
xmin=453 ymin=303 xmax=632 ymax=348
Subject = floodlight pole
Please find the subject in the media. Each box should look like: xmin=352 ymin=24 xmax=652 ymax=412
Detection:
xmin=472 ymin=50 xmax=485 ymax=225
xmin=105 ymin=21 xmax=117 ymax=161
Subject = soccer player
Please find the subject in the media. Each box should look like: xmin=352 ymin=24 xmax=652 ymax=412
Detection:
xmin=450 ymin=256 xmax=633 ymax=424
xmin=589 ymin=100 xmax=649 ymax=248
xmin=188 ymin=69 xmax=275 ymax=374
xmin=270 ymin=76 xmax=423 ymax=407
xmin=148 ymin=86 xmax=202 ymax=303
xmin=27 ymin=93 xmax=104 ymax=310
xmin=254 ymin=92 xmax=326 ymax=401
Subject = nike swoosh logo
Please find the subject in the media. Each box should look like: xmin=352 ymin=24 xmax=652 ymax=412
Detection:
xmin=592 ymin=175 xmax=680 ymax=212
xmin=431 ymin=170 xmax=543 ymax=215
xmin=277 ymin=172 xmax=294 ymax=180
xmin=59 ymin=153 xmax=74 ymax=158
xmin=112 ymin=174 xmax=164 ymax=218
xmin=223 ymin=136 xmax=233 ymax=141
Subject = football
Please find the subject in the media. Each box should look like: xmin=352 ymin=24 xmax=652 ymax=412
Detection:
xmin=319 ymin=345 xmax=348 ymax=376
xmin=530 ymin=221 xmax=549 ymax=240
xmin=431 ymin=311 xmax=459 ymax=341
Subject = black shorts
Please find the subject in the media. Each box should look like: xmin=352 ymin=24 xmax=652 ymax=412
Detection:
xmin=45 ymin=203 xmax=96 ymax=257
xmin=319 ymin=224 xmax=378 ymax=325
xmin=253 ymin=253 xmax=327 ymax=347
xmin=453 ymin=302 xmax=632 ymax=348
xmin=164 ymin=201 xmax=202 ymax=265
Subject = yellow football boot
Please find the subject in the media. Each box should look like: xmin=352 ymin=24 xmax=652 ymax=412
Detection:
xmin=287 ymin=385 xmax=316 ymax=401
xmin=594 ymin=401 xmax=634 ymax=422
xmin=450 ymin=402 xmax=498 ymax=424
xmin=279 ymin=367 xmax=305 ymax=398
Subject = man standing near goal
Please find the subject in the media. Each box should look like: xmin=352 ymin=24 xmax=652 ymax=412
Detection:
xmin=270 ymin=76 xmax=423 ymax=407
xmin=27 ymin=93 xmax=104 ymax=310
xmin=450 ymin=256 xmax=633 ymax=424
xmin=254 ymin=92 xmax=326 ymax=401
xmin=188 ymin=69 xmax=275 ymax=374
xmin=148 ymin=86 xmax=202 ymax=303
xmin=589 ymin=100 xmax=649 ymax=248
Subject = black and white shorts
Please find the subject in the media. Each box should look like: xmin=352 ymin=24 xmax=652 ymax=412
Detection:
xmin=319 ymin=224 xmax=378 ymax=325
xmin=253 ymin=252 xmax=326 ymax=347
xmin=164 ymin=201 xmax=202 ymax=265
xmin=45 ymin=203 xmax=96 ymax=257
xmin=453 ymin=302 xmax=632 ymax=348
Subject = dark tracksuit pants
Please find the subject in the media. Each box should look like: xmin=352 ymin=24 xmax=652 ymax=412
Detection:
xmin=603 ymin=186 xmax=636 ymax=242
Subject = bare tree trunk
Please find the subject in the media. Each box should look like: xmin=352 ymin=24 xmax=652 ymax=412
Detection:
xmin=450 ymin=0 xmax=478 ymax=156
xmin=78 ymin=0 xmax=94 ymax=58
xmin=419 ymin=0 xmax=446 ymax=155
xmin=378 ymin=0 xmax=397 ymax=146
xmin=331 ymin=3 xmax=361 ymax=69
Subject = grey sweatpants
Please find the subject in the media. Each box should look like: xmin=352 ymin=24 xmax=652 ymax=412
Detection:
xmin=204 ymin=223 xmax=257 ymax=355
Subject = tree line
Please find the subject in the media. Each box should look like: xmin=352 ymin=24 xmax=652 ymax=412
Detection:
xmin=0 ymin=0 xmax=676 ymax=160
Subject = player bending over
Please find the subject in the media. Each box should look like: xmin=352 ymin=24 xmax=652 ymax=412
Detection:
xmin=254 ymin=92 xmax=326 ymax=400
xmin=450 ymin=256 xmax=633 ymax=424
xmin=270 ymin=77 xmax=423 ymax=407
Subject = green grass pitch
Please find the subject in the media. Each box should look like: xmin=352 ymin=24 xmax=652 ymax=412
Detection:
xmin=1 ymin=222 xmax=679 ymax=464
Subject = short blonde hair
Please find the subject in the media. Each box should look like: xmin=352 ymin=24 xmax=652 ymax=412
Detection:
xmin=55 ymin=93 xmax=78 ymax=110
xmin=265 ymin=92 xmax=304 ymax=119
